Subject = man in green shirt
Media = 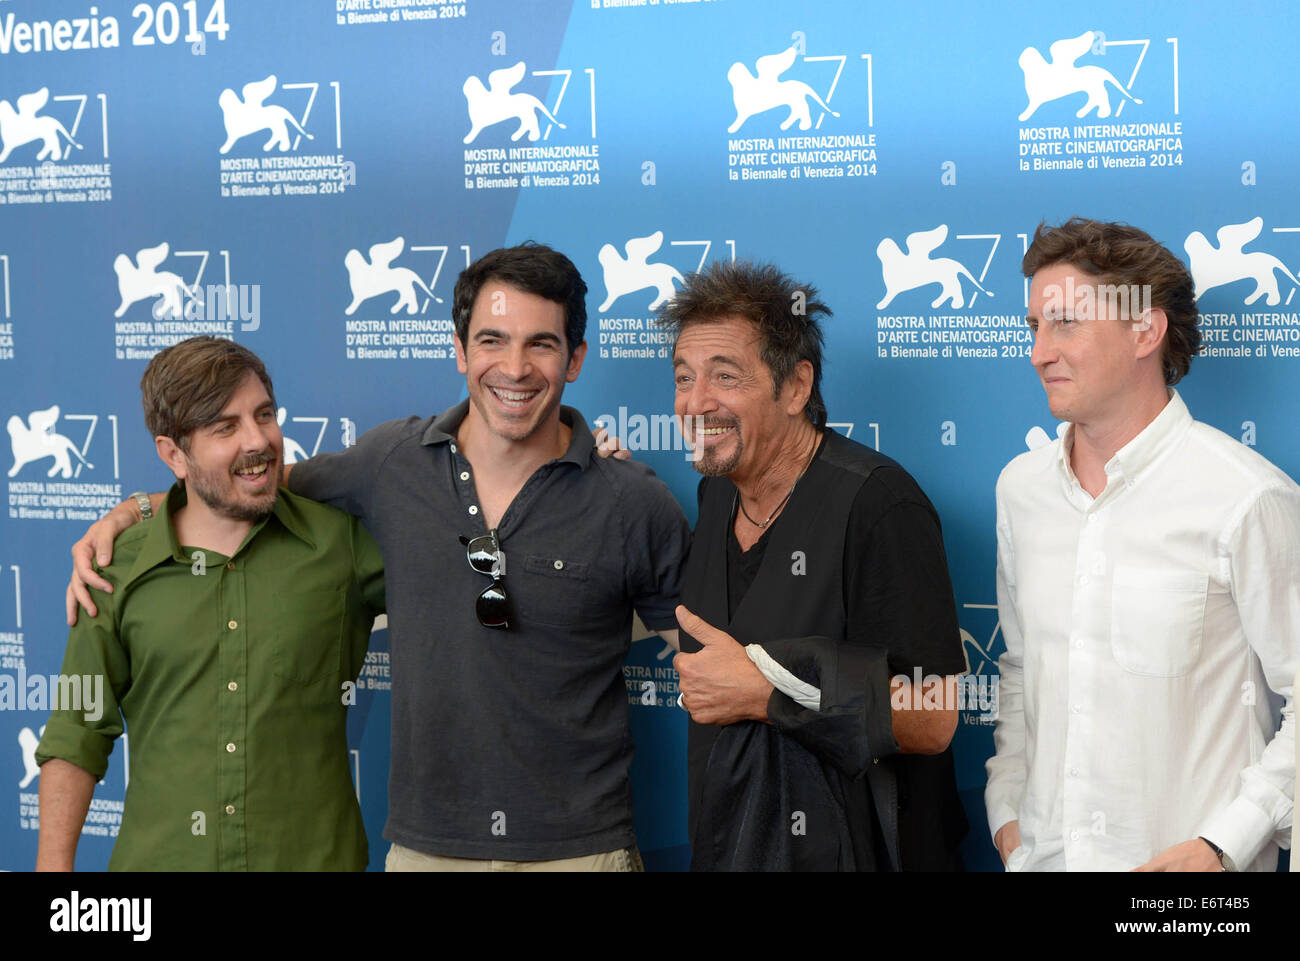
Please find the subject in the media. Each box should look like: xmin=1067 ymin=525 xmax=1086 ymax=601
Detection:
xmin=36 ymin=337 xmax=385 ymax=871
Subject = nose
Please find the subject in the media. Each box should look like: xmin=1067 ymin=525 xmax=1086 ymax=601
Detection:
xmin=1030 ymin=322 xmax=1055 ymax=371
xmin=498 ymin=341 xmax=531 ymax=382
xmin=676 ymin=375 xmax=718 ymax=418
xmin=239 ymin=416 xmax=274 ymax=452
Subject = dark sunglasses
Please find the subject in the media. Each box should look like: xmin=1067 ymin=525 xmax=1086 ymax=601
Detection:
xmin=459 ymin=528 xmax=508 ymax=630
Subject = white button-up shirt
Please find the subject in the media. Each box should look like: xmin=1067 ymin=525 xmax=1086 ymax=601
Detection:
xmin=986 ymin=391 xmax=1300 ymax=871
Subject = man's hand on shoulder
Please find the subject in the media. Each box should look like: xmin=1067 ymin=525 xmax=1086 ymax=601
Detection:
xmin=66 ymin=494 xmax=157 ymax=625
xmin=592 ymin=424 xmax=631 ymax=461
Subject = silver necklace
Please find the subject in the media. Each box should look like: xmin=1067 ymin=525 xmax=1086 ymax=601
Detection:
xmin=735 ymin=434 xmax=820 ymax=529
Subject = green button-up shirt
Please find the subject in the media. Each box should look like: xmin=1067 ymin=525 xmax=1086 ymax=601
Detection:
xmin=36 ymin=483 xmax=385 ymax=871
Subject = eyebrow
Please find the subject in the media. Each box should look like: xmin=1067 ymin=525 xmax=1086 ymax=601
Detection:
xmin=474 ymin=328 xmax=563 ymax=345
xmin=209 ymin=402 xmax=274 ymax=427
xmin=673 ymin=353 xmax=744 ymax=367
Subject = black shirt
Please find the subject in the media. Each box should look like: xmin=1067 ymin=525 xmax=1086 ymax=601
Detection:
xmin=684 ymin=428 xmax=968 ymax=870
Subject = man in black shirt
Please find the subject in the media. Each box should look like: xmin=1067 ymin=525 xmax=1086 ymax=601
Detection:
xmin=666 ymin=261 xmax=968 ymax=870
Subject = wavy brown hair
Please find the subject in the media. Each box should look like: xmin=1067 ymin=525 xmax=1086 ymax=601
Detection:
xmin=141 ymin=336 xmax=275 ymax=451
xmin=1023 ymin=218 xmax=1201 ymax=385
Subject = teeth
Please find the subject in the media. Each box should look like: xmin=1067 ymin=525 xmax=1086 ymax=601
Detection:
xmin=235 ymin=464 xmax=268 ymax=475
xmin=699 ymin=427 xmax=733 ymax=435
xmin=491 ymin=388 xmax=538 ymax=404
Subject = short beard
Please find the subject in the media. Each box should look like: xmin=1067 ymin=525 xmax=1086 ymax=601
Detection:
xmin=472 ymin=386 xmax=548 ymax=443
xmin=692 ymin=433 xmax=742 ymax=477
xmin=185 ymin=454 xmax=278 ymax=521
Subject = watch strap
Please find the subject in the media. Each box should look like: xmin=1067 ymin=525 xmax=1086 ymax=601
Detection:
xmin=1198 ymin=836 xmax=1228 ymax=871
xmin=131 ymin=491 xmax=153 ymax=521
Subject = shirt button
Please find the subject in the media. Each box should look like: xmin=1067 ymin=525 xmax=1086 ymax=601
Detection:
xmin=1070 ymin=830 xmax=1079 ymax=841
xmin=1072 ymin=704 xmax=1081 ymax=714
xmin=225 ymin=804 xmax=235 ymax=815
xmin=226 ymin=742 xmax=236 ymax=753
xmin=1070 ymin=767 xmax=1079 ymax=776
xmin=460 ymin=471 xmax=470 ymax=481
xmin=226 ymin=561 xmax=235 ymax=570
xmin=227 ymin=619 xmax=238 ymax=630
xmin=1073 ymin=638 xmax=1084 ymax=649
xmin=227 ymin=681 xmax=238 ymax=692
xmin=1078 ymin=575 xmax=1089 ymax=586
xmin=553 ymin=559 xmax=564 ymax=570
xmin=449 ymin=443 xmax=457 ymax=453
xmin=468 ymin=505 xmax=478 ymax=516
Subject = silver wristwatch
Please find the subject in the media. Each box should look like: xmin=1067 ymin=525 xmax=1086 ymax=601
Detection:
xmin=130 ymin=491 xmax=153 ymax=521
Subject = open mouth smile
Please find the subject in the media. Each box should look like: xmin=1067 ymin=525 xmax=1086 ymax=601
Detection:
xmin=692 ymin=423 xmax=737 ymax=444
xmin=488 ymin=386 xmax=541 ymax=409
xmin=233 ymin=461 xmax=274 ymax=488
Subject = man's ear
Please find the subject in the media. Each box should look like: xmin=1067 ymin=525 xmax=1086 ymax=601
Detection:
xmin=454 ymin=333 xmax=468 ymax=375
xmin=783 ymin=359 xmax=814 ymax=417
xmin=1133 ymin=307 xmax=1168 ymax=362
xmin=565 ymin=340 xmax=588 ymax=383
xmin=156 ymin=435 xmax=188 ymax=480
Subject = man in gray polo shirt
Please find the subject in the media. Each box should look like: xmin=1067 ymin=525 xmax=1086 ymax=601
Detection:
xmin=70 ymin=243 xmax=689 ymax=871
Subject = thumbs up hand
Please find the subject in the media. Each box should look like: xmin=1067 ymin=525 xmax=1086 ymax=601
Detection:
xmin=672 ymin=604 xmax=774 ymax=726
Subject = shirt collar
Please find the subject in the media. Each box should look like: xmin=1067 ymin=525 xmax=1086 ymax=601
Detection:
xmin=122 ymin=481 xmax=316 ymax=588
xmin=1056 ymin=388 xmax=1193 ymax=496
xmin=1109 ymin=388 xmax=1192 ymax=481
xmin=420 ymin=398 xmax=594 ymax=470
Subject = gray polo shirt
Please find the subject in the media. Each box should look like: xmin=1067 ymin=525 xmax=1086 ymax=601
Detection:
xmin=288 ymin=400 xmax=689 ymax=860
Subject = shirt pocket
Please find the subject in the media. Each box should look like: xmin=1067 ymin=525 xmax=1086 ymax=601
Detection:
xmin=273 ymin=587 xmax=345 ymax=685
xmin=1109 ymin=566 xmax=1207 ymax=677
xmin=515 ymin=554 xmax=602 ymax=629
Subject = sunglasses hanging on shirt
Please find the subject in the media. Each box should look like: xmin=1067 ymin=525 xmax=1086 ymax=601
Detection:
xmin=459 ymin=528 xmax=509 ymax=630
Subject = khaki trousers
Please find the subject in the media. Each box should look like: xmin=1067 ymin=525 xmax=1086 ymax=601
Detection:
xmin=385 ymin=842 xmax=645 ymax=873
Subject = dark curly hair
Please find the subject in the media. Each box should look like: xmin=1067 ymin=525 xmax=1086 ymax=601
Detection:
xmin=657 ymin=260 xmax=829 ymax=427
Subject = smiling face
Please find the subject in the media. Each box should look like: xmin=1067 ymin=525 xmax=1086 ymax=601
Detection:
xmin=455 ymin=281 xmax=586 ymax=444
xmin=170 ymin=371 xmax=282 ymax=521
xmin=1027 ymin=262 xmax=1152 ymax=428
xmin=673 ymin=315 xmax=802 ymax=479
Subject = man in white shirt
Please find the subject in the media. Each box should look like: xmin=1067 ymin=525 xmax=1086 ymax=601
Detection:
xmin=986 ymin=218 xmax=1300 ymax=872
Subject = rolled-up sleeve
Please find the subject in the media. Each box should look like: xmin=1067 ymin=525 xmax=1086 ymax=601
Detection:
xmin=766 ymin=636 xmax=899 ymax=778
xmin=35 ymin=588 xmax=130 ymax=780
